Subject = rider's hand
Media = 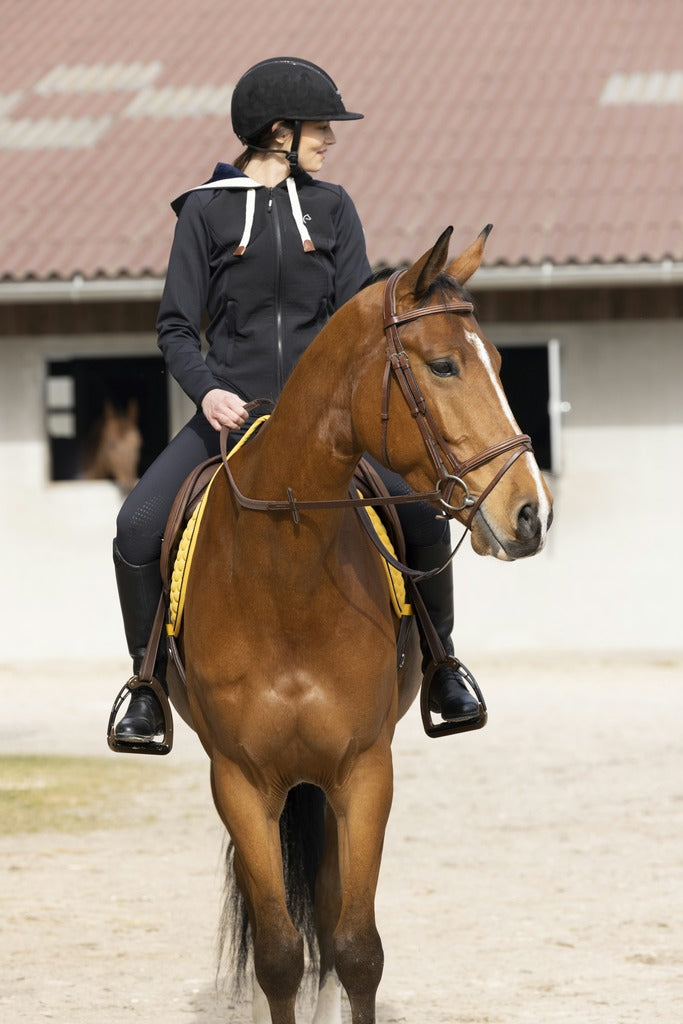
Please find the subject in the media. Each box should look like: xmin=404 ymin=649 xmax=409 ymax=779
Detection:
xmin=201 ymin=389 xmax=249 ymax=432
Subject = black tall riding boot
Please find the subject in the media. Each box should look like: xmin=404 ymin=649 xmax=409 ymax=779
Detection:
xmin=113 ymin=540 xmax=166 ymax=743
xmin=410 ymin=538 xmax=481 ymax=723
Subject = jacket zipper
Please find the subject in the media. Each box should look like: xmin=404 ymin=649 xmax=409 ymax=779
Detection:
xmin=268 ymin=188 xmax=285 ymax=393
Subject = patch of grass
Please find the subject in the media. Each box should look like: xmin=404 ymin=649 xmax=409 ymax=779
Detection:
xmin=0 ymin=755 xmax=162 ymax=835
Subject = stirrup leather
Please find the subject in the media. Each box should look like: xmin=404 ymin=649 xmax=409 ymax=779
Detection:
xmin=107 ymin=675 xmax=174 ymax=755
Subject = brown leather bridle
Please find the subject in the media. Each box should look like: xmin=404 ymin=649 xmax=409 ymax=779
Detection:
xmin=221 ymin=269 xmax=533 ymax=533
xmin=381 ymin=268 xmax=533 ymax=525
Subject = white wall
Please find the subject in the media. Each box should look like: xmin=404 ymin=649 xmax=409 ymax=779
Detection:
xmin=0 ymin=318 xmax=681 ymax=662
xmin=452 ymin=422 xmax=683 ymax=656
xmin=452 ymin=315 xmax=683 ymax=656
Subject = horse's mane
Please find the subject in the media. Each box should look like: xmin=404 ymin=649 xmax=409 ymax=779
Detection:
xmin=361 ymin=266 xmax=476 ymax=311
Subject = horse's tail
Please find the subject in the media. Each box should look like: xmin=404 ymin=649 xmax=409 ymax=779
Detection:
xmin=219 ymin=783 xmax=326 ymax=994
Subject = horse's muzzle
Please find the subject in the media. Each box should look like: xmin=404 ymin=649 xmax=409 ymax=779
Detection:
xmin=471 ymin=498 xmax=552 ymax=560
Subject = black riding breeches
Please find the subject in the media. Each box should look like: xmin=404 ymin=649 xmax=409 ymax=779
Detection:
xmin=116 ymin=410 xmax=236 ymax=565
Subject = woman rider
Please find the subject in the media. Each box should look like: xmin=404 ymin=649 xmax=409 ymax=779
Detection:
xmin=112 ymin=56 xmax=480 ymax=746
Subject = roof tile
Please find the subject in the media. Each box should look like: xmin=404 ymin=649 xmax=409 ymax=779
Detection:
xmin=1 ymin=0 xmax=682 ymax=281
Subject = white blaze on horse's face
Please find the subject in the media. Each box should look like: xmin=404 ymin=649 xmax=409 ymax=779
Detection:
xmin=464 ymin=330 xmax=517 ymax=431
xmin=462 ymin=328 xmax=552 ymax=560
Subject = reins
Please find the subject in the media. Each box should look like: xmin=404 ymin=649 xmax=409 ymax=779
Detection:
xmin=220 ymin=427 xmax=446 ymax=524
xmin=220 ymin=269 xmax=533 ymax=578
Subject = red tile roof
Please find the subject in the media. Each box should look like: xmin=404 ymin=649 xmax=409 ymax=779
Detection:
xmin=1 ymin=0 xmax=682 ymax=281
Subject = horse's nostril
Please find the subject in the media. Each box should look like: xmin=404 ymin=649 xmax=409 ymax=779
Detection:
xmin=517 ymin=503 xmax=540 ymax=541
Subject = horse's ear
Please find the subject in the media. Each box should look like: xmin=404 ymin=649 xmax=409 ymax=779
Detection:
xmin=398 ymin=226 xmax=454 ymax=301
xmin=103 ymin=399 xmax=115 ymax=419
xmin=126 ymin=397 xmax=139 ymax=422
xmin=445 ymin=224 xmax=493 ymax=284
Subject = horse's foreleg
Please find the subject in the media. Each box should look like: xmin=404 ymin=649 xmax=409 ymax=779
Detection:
xmin=211 ymin=759 xmax=304 ymax=1024
xmin=329 ymin=744 xmax=394 ymax=1024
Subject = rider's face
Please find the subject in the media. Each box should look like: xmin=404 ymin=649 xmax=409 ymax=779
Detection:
xmin=279 ymin=120 xmax=337 ymax=173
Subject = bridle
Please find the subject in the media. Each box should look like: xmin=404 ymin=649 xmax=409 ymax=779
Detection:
xmin=221 ymin=269 xmax=533 ymax=543
xmin=380 ymin=268 xmax=533 ymax=526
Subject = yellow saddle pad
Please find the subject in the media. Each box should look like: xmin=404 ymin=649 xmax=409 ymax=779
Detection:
xmin=359 ymin=500 xmax=412 ymax=619
xmin=167 ymin=417 xmax=267 ymax=639
xmin=167 ymin=438 xmax=412 ymax=638
xmin=167 ymin=463 xmax=221 ymax=638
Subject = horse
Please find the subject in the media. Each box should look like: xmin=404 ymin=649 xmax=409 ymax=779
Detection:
xmin=177 ymin=226 xmax=553 ymax=1024
xmin=81 ymin=397 xmax=142 ymax=493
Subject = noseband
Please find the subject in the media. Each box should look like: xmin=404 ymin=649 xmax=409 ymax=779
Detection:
xmin=221 ymin=270 xmax=532 ymax=533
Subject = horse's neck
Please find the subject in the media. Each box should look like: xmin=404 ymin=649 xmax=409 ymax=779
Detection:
xmin=246 ymin=336 xmax=358 ymax=503
xmin=225 ymin=341 xmax=361 ymax=584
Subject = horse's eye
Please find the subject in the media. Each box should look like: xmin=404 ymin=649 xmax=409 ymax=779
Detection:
xmin=429 ymin=358 xmax=459 ymax=378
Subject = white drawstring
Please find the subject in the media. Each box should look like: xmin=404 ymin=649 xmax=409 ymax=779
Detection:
xmin=233 ymin=188 xmax=256 ymax=256
xmin=232 ymin=180 xmax=315 ymax=256
xmin=286 ymin=177 xmax=316 ymax=252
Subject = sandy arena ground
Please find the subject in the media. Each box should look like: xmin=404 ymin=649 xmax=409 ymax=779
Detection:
xmin=1 ymin=653 xmax=682 ymax=1024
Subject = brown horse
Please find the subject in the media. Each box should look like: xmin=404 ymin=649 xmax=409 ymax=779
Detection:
xmin=178 ymin=227 xmax=552 ymax=1024
xmin=82 ymin=398 xmax=142 ymax=493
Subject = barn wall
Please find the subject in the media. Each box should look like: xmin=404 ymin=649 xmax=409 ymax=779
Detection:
xmin=0 ymin=298 xmax=681 ymax=662
xmin=0 ymin=324 xmax=193 ymax=663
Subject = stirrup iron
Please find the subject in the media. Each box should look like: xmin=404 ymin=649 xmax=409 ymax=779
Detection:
xmin=107 ymin=675 xmax=174 ymax=755
xmin=420 ymin=656 xmax=488 ymax=738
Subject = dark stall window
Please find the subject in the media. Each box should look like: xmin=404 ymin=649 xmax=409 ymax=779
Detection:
xmin=46 ymin=356 xmax=168 ymax=484
xmin=497 ymin=339 xmax=562 ymax=474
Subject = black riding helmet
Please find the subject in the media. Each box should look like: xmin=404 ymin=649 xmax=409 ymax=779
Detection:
xmin=231 ymin=57 xmax=363 ymax=167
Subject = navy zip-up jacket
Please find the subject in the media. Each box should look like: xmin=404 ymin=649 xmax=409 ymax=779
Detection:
xmin=157 ymin=164 xmax=371 ymax=407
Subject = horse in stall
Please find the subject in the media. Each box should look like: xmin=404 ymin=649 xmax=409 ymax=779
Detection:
xmin=173 ymin=226 xmax=552 ymax=1024
xmin=81 ymin=397 xmax=142 ymax=494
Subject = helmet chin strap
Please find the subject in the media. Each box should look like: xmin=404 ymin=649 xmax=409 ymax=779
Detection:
xmin=244 ymin=120 xmax=302 ymax=171
xmin=285 ymin=120 xmax=302 ymax=169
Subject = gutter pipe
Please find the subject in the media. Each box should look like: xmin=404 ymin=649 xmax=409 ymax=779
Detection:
xmin=1 ymin=261 xmax=683 ymax=304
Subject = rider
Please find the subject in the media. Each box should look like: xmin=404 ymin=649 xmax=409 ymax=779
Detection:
xmin=111 ymin=56 xmax=480 ymax=748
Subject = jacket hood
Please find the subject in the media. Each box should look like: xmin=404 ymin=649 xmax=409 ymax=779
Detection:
xmin=171 ymin=163 xmax=259 ymax=215
xmin=171 ymin=163 xmax=316 ymax=215
xmin=170 ymin=163 xmax=317 ymax=255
